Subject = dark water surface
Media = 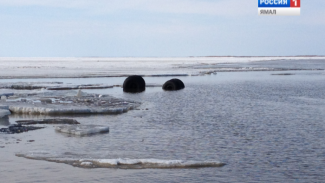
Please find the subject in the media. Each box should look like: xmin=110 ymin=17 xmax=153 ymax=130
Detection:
xmin=1 ymin=70 xmax=325 ymax=182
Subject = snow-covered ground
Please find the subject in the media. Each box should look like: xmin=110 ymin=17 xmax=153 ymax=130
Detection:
xmin=0 ymin=57 xmax=323 ymax=78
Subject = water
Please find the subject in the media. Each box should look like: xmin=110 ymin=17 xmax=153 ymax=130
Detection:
xmin=1 ymin=70 xmax=325 ymax=182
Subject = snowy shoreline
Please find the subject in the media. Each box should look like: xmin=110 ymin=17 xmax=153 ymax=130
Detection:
xmin=0 ymin=57 xmax=324 ymax=79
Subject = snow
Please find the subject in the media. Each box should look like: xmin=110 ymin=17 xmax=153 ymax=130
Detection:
xmin=55 ymin=125 xmax=109 ymax=136
xmin=0 ymin=82 xmax=113 ymax=90
xmin=0 ymin=109 xmax=11 ymax=118
xmin=94 ymin=158 xmax=183 ymax=165
xmin=8 ymin=106 xmax=131 ymax=115
xmin=80 ymin=162 xmax=93 ymax=166
xmin=16 ymin=151 xmax=225 ymax=169
xmin=2 ymin=89 xmax=140 ymax=115
xmin=85 ymin=158 xmax=224 ymax=168
xmin=0 ymin=57 xmax=323 ymax=78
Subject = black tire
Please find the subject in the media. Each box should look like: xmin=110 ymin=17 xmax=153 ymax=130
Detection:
xmin=170 ymin=78 xmax=185 ymax=89
xmin=162 ymin=78 xmax=185 ymax=91
xmin=123 ymin=75 xmax=146 ymax=93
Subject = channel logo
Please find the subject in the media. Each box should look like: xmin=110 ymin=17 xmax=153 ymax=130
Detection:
xmin=258 ymin=0 xmax=301 ymax=16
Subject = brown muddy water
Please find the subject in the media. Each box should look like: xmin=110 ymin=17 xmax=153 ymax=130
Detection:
xmin=1 ymin=70 xmax=325 ymax=182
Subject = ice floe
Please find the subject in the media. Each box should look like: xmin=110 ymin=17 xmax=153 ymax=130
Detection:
xmin=16 ymin=119 xmax=80 ymax=125
xmin=0 ymin=82 xmax=113 ymax=90
xmin=16 ymin=151 xmax=225 ymax=169
xmin=0 ymin=109 xmax=11 ymax=118
xmin=55 ymin=125 xmax=109 ymax=136
xmin=1 ymin=90 xmax=140 ymax=115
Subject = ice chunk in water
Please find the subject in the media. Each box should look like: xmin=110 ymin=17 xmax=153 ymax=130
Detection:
xmin=16 ymin=151 xmax=226 ymax=169
xmin=76 ymin=89 xmax=82 ymax=98
xmin=0 ymin=109 xmax=11 ymax=118
xmin=55 ymin=125 xmax=109 ymax=136
xmin=89 ymin=158 xmax=225 ymax=168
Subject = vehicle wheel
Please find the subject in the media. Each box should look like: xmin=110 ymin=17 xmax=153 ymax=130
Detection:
xmin=123 ymin=75 xmax=146 ymax=93
xmin=170 ymin=78 xmax=185 ymax=89
xmin=162 ymin=78 xmax=185 ymax=91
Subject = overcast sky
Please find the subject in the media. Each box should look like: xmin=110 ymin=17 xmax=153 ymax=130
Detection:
xmin=0 ymin=0 xmax=324 ymax=57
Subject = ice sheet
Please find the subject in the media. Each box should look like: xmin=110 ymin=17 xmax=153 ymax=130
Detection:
xmin=1 ymin=90 xmax=140 ymax=115
xmin=0 ymin=57 xmax=323 ymax=78
xmin=55 ymin=125 xmax=109 ymax=136
xmin=0 ymin=109 xmax=11 ymax=118
xmin=0 ymin=82 xmax=113 ymax=90
xmin=16 ymin=151 xmax=225 ymax=169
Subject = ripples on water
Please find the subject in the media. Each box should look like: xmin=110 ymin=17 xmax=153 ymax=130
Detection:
xmin=1 ymin=71 xmax=325 ymax=182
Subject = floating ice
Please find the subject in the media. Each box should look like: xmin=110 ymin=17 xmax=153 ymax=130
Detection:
xmin=16 ymin=119 xmax=80 ymax=125
xmin=80 ymin=162 xmax=93 ymax=166
xmin=1 ymin=90 xmax=140 ymax=115
xmin=16 ymin=151 xmax=225 ymax=169
xmin=55 ymin=125 xmax=109 ymax=136
xmin=76 ymin=89 xmax=82 ymax=98
xmin=79 ymin=158 xmax=225 ymax=169
xmin=0 ymin=82 xmax=114 ymax=90
xmin=0 ymin=109 xmax=11 ymax=118
xmin=8 ymin=106 xmax=132 ymax=115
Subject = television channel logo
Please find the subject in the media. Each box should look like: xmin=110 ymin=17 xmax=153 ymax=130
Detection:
xmin=258 ymin=0 xmax=301 ymax=16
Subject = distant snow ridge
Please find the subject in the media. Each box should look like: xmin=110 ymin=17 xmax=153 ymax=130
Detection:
xmin=16 ymin=151 xmax=225 ymax=169
xmin=1 ymin=57 xmax=323 ymax=78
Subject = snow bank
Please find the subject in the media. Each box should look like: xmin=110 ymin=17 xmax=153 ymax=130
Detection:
xmin=81 ymin=158 xmax=225 ymax=168
xmin=16 ymin=151 xmax=225 ymax=169
xmin=8 ymin=106 xmax=130 ymax=115
xmin=55 ymin=125 xmax=109 ymax=136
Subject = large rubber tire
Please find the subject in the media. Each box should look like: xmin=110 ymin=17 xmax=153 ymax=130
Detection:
xmin=123 ymin=75 xmax=146 ymax=93
xmin=170 ymin=78 xmax=185 ymax=89
xmin=162 ymin=78 xmax=185 ymax=91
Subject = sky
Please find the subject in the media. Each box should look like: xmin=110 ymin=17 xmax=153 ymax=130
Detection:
xmin=0 ymin=0 xmax=324 ymax=57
